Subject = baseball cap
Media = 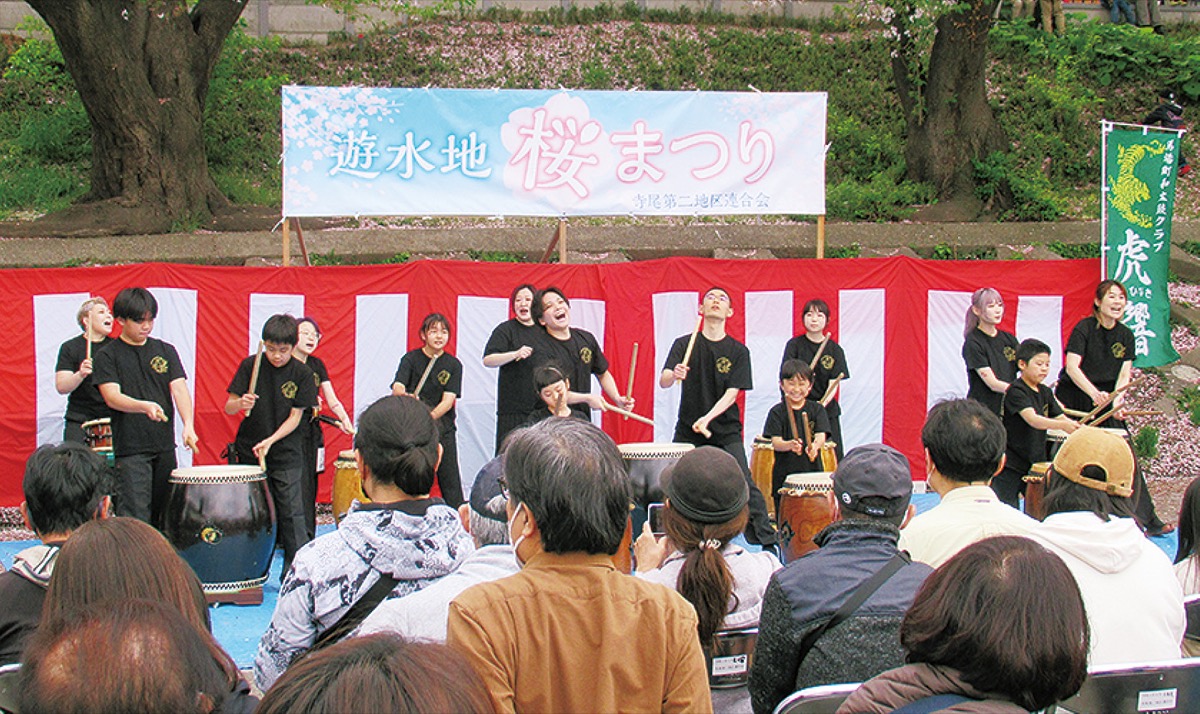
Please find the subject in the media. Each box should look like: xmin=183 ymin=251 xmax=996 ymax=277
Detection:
xmin=469 ymin=455 xmax=508 ymax=523
xmin=661 ymin=446 xmax=748 ymax=524
xmin=832 ymin=444 xmax=913 ymax=518
xmin=1050 ymin=426 xmax=1134 ymax=498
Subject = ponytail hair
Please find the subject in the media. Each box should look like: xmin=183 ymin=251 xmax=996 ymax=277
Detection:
xmin=354 ymin=396 xmax=440 ymax=496
xmin=964 ymin=287 xmax=1002 ymax=339
xmin=663 ymin=504 xmax=749 ymax=652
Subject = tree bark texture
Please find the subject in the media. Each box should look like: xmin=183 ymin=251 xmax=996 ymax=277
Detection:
xmin=892 ymin=0 xmax=1009 ymax=205
xmin=24 ymin=1 xmax=247 ymax=234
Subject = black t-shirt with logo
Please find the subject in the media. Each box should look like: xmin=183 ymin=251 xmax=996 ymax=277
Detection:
xmin=763 ymin=399 xmax=831 ymax=482
xmin=529 ymin=327 xmax=609 ymax=422
xmin=92 ymin=337 xmax=186 ymax=456
xmin=664 ymin=333 xmax=752 ymax=445
xmin=781 ymin=335 xmax=850 ymax=417
xmin=484 ymin=319 xmax=541 ymax=418
xmin=1003 ymin=378 xmax=1064 ymax=475
xmin=1055 ymin=317 xmax=1135 ymax=413
xmin=229 ymin=355 xmax=317 ymax=469
xmin=56 ymin=334 xmax=114 ymax=422
xmin=962 ymin=328 xmax=1019 ymax=416
xmin=393 ymin=349 xmax=463 ymax=434
xmin=302 ymin=355 xmax=329 ymax=449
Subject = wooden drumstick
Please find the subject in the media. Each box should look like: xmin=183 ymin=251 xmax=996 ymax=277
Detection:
xmin=245 ymin=341 xmax=264 ymax=417
xmin=86 ymin=332 xmax=92 ymax=362
xmin=680 ymin=316 xmax=704 ymax=372
xmin=625 ymin=342 xmax=639 ymax=421
xmin=820 ymin=372 xmax=845 ymax=407
xmin=809 ymin=333 xmax=830 ymax=370
xmin=555 ymin=388 xmax=566 ymax=417
xmin=1062 ymin=406 xmax=1090 ymax=419
xmin=1081 ymin=375 xmax=1144 ymax=425
xmin=413 ymin=353 xmax=439 ymax=398
xmin=600 ymin=401 xmax=655 ymax=427
xmin=787 ymin=404 xmax=801 ymax=442
xmin=802 ymin=412 xmax=813 ymax=447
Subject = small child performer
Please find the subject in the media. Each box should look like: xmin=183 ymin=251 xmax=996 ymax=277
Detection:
xmin=392 ymin=313 xmax=464 ymax=507
xmin=527 ymin=365 xmax=575 ymax=424
xmin=763 ymin=359 xmax=831 ymax=514
xmin=225 ymin=314 xmax=318 ymax=575
xmin=994 ymin=338 xmax=1079 ymax=509
xmin=781 ymin=298 xmax=850 ymax=458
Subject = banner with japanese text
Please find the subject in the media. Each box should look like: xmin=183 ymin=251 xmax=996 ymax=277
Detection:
xmin=1102 ymin=124 xmax=1181 ymax=367
xmin=281 ymin=87 xmax=826 ymax=217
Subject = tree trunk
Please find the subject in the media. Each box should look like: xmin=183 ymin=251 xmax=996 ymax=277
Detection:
xmin=24 ymin=1 xmax=246 ymax=235
xmin=892 ymin=0 xmax=1009 ymax=212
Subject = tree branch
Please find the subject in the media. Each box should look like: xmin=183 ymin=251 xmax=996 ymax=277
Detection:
xmin=191 ymin=0 xmax=250 ymax=64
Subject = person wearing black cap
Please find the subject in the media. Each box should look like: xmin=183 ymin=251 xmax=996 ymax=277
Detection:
xmin=1145 ymin=89 xmax=1189 ymax=176
xmin=358 ymin=455 xmax=519 ymax=644
xmin=749 ymin=444 xmax=933 ymax=714
xmin=634 ymin=447 xmax=782 ymax=653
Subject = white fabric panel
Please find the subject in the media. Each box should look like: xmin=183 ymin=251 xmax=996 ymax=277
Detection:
xmin=926 ymin=290 xmax=972 ymax=410
xmin=570 ymin=298 xmax=607 ymax=427
xmin=151 ymin=288 xmax=198 ymax=469
xmin=248 ymin=294 xmax=305 ymax=354
xmin=354 ymin=295 xmax=408 ymax=424
xmin=839 ymin=289 xmax=885 ymax=449
xmin=1016 ymin=295 xmax=1065 ymax=389
xmin=457 ymin=296 xmax=508 ymax=500
xmin=34 ymin=292 xmax=91 ymax=445
xmin=744 ymin=291 xmax=794 ymax=455
xmin=653 ymin=292 xmax=700 ymax=442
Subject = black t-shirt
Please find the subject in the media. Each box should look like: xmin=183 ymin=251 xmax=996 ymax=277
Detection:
xmin=56 ymin=334 xmax=114 ymax=422
xmin=228 ymin=355 xmax=317 ymax=469
xmin=1003 ymin=378 xmax=1063 ymax=475
xmin=664 ymin=333 xmax=752 ymax=444
xmin=92 ymin=337 xmax=186 ymax=456
xmin=763 ymin=400 xmax=830 ymax=479
xmin=529 ymin=327 xmax=609 ymax=421
xmin=0 ymin=568 xmax=48 ymax=666
xmin=484 ymin=319 xmax=541 ymax=417
xmin=1056 ymin=317 xmax=1135 ymax=413
xmin=393 ymin=349 xmax=464 ymax=434
xmin=962 ymin=328 xmax=1019 ymax=416
xmin=781 ymin=335 xmax=850 ymax=417
xmin=303 ymin=355 xmax=330 ymax=449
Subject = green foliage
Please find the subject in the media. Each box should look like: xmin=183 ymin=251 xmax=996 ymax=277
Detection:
xmin=467 ymin=250 xmax=526 ymax=262
xmin=929 ymin=243 xmax=997 ymax=260
xmin=1132 ymin=425 xmax=1159 ymax=460
xmin=1047 ymin=241 xmax=1102 ymax=259
xmin=1176 ymin=385 xmax=1200 ymax=427
xmin=1181 ymin=242 xmax=1200 ymax=258
xmin=310 ymin=250 xmax=347 ymax=266
xmin=973 ymin=152 xmax=1064 ymax=222
xmin=825 ymin=243 xmax=862 ymax=259
xmin=827 ymin=173 xmax=934 ymax=222
xmin=0 ymin=163 xmax=86 ymax=219
xmin=169 ymin=212 xmax=207 ymax=233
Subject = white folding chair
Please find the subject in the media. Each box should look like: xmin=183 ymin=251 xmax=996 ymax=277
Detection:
xmin=1050 ymin=657 xmax=1200 ymax=714
xmin=773 ymin=682 xmax=861 ymax=714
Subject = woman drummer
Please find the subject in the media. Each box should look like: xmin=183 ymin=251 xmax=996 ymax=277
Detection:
xmin=483 ymin=283 xmax=538 ymax=454
xmin=1055 ymin=279 xmax=1171 ymax=535
xmin=961 ymin=287 xmax=1019 ymax=417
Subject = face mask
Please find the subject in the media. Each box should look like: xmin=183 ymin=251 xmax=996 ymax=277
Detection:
xmin=508 ymin=501 xmax=527 ymax=569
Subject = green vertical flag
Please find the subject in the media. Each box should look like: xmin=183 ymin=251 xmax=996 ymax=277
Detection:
xmin=1102 ymin=124 xmax=1181 ymax=368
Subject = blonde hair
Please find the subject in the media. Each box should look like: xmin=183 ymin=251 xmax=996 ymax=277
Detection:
xmin=76 ymin=297 xmax=108 ymax=330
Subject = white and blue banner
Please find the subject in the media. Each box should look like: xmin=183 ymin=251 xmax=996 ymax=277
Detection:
xmin=281 ymin=87 xmax=826 ymax=217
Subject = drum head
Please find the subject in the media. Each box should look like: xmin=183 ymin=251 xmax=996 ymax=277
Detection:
xmin=81 ymin=418 xmax=111 ymax=429
xmin=618 ymin=442 xmax=694 ymax=459
xmin=783 ymin=473 xmax=834 ymax=492
xmin=170 ymin=465 xmax=265 ymax=484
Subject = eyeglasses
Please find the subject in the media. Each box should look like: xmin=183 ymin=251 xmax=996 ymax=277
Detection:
xmin=497 ymin=476 xmax=510 ymax=501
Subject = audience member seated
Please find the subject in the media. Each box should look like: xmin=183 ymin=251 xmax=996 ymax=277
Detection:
xmin=838 ymin=536 xmax=1089 ymax=713
xmin=749 ymin=444 xmax=933 ymax=714
xmin=634 ymin=446 xmax=781 ymax=649
xmin=0 ymin=442 xmax=110 ymax=665
xmin=900 ymin=399 xmax=1042 ymax=567
xmin=19 ymin=600 xmax=238 ymax=714
xmin=1174 ymin=477 xmax=1200 ymax=656
xmin=42 ymin=516 xmax=254 ymax=711
xmin=1033 ymin=426 xmax=1184 ymax=666
xmin=256 ymin=633 xmax=492 ymax=714
xmin=255 ymin=395 xmax=474 ymax=689
xmin=447 ymin=419 xmax=712 ymax=713
xmin=359 ymin=455 xmax=518 ymax=642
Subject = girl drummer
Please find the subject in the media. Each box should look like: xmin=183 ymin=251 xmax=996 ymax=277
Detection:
xmin=483 ymin=284 xmax=539 ymax=454
xmin=961 ymin=287 xmax=1019 ymax=417
xmin=781 ymin=299 xmax=850 ymax=458
xmin=1055 ymin=279 xmax=1170 ymax=535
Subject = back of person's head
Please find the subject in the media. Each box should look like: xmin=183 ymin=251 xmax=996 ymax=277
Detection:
xmin=964 ymin=287 xmax=1002 ymax=338
xmin=901 ymin=536 xmax=1089 ymax=711
xmin=660 ymin=447 xmax=750 ymax=650
xmin=1043 ymin=426 xmax=1136 ymax=521
xmin=112 ymin=286 xmax=158 ymax=321
xmin=23 ymin=442 xmax=109 ymax=537
xmin=1015 ymin=338 xmax=1051 ymax=366
xmin=45 ymin=517 xmax=211 ymax=633
xmin=256 ymin=633 xmax=492 ymax=714
xmin=19 ymin=599 xmax=233 ymax=714
xmin=1176 ymin=477 xmax=1200 ymax=565
xmin=921 ymin=399 xmax=1005 ymax=484
xmin=779 ymin=358 xmax=813 ymax=383
xmin=262 ymin=313 xmax=299 ymax=346
xmin=531 ymin=286 xmax=567 ymax=324
xmin=831 ymin=444 xmax=913 ymax=525
xmin=354 ymin=395 xmax=440 ymax=496
xmin=504 ymin=419 xmax=631 ymax=555
xmin=467 ymin=456 xmax=509 ymax=547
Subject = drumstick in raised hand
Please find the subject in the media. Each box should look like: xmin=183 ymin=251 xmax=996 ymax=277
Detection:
xmin=413 ymin=354 xmax=439 ymax=398
xmin=820 ymin=373 xmax=845 ymax=407
xmin=245 ymin=341 xmax=264 ymax=417
xmin=624 ymin=342 xmax=639 ymax=421
xmin=1080 ymin=375 xmax=1144 ymax=425
xmin=787 ymin=404 xmax=801 ymax=443
xmin=679 ymin=316 xmax=704 ymax=376
xmin=600 ymin=401 xmax=655 ymax=427
xmin=802 ymin=412 xmax=813 ymax=448
xmin=809 ymin=334 xmax=830 ymax=371
xmin=1062 ymin=406 xmax=1090 ymax=419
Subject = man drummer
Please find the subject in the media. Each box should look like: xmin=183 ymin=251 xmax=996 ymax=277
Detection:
xmin=54 ymin=297 xmax=115 ymax=444
xmin=659 ymin=287 xmax=776 ymax=549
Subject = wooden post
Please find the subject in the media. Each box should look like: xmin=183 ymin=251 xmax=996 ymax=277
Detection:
xmin=816 ymin=215 xmax=826 ymax=259
xmin=282 ymin=216 xmax=291 ymax=267
xmin=557 ymin=219 xmax=568 ymax=265
xmin=293 ymin=218 xmax=311 ymax=267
